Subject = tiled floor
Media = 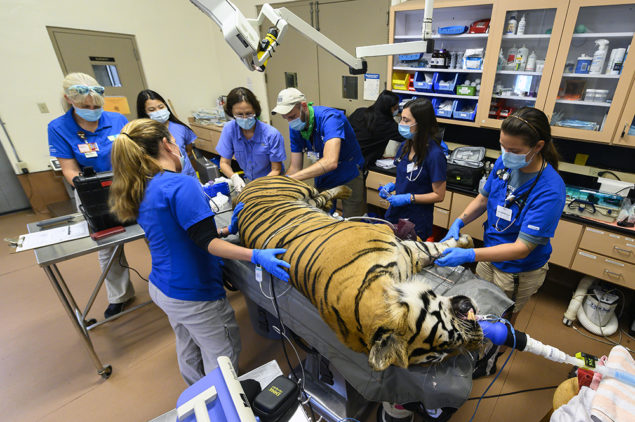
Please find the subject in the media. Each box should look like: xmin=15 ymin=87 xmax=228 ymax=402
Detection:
xmin=1 ymin=209 xmax=633 ymax=422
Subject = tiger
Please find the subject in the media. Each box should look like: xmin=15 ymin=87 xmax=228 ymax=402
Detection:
xmin=235 ymin=176 xmax=483 ymax=371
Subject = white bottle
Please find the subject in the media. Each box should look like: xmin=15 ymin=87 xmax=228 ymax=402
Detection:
xmin=515 ymin=45 xmax=529 ymax=71
xmin=506 ymin=45 xmax=518 ymax=69
xmin=517 ymin=15 xmax=526 ymax=35
xmin=589 ymin=39 xmax=609 ymax=74
xmin=506 ymin=14 xmax=518 ymax=35
xmin=526 ymin=51 xmax=537 ymax=71
xmin=606 ymin=48 xmax=626 ymax=75
xmin=497 ymin=48 xmax=506 ymax=70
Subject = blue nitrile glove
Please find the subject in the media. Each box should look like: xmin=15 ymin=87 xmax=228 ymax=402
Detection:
xmin=378 ymin=182 xmax=396 ymax=199
xmin=227 ymin=202 xmax=244 ymax=235
xmin=435 ymin=247 xmax=475 ymax=267
xmin=440 ymin=218 xmax=465 ymax=242
xmin=478 ymin=321 xmax=510 ymax=346
xmin=387 ymin=193 xmax=412 ymax=207
xmin=252 ymin=248 xmax=291 ymax=282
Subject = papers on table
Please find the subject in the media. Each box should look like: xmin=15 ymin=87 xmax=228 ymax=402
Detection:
xmin=16 ymin=221 xmax=90 ymax=252
xmin=375 ymin=158 xmax=396 ymax=169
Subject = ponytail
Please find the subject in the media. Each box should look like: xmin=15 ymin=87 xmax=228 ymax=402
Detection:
xmin=501 ymin=107 xmax=559 ymax=171
xmin=109 ymin=119 xmax=169 ymax=222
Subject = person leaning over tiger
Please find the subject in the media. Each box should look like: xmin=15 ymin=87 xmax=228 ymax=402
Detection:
xmin=108 ymin=118 xmax=290 ymax=385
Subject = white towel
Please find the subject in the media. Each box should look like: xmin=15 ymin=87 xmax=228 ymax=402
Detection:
xmin=590 ymin=346 xmax=635 ymax=422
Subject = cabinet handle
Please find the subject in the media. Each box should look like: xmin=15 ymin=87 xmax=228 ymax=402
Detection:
xmin=613 ymin=245 xmax=632 ymax=255
xmin=621 ymin=123 xmax=628 ymax=138
xmin=603 ymin=269 xmax=623 ymax=278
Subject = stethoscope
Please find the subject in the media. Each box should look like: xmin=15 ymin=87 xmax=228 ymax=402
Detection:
xmin=395 ymin=156 xmax=423 ymax=182
xmin=493 ymin=158 xmax=546 ymax=232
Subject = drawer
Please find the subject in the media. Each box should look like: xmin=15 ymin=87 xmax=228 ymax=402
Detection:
xmin=433 ymin=207 xmax=450 ymax=229
xmin=194 ymin=138 xmax=219 ymax=155
xmin=366 ymin=171 xmax=395 ymax=190
xmin=549 ymin=220 xmax=584 ymax=268
xmin=572 ymin=250 xmax=635 ymax=290
xmin=191 ymin=124 xmax=222 ymax=143
xmin=367 ymin=189 xmax=389 ymax=209
xmin=449 ymin=193 xmax=486 ymax=241
xmin=437 ymin=191 xmax=452 ymax=210
xmin=579 ymin=227 xmax=635 ymax=265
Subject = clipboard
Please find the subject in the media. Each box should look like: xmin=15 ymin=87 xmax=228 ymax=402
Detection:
xmin=16 ymin=221 xmax=90 ymax=252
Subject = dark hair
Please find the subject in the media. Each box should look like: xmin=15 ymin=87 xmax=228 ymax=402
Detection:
xmin=224 ymin=87 xmax=262 ymax=118
xmin=365 ymin=90 xmax=400 ymax=130
xmin=501 ymin=107 xmax=559 ymax=171
xmin=398 ymin=98 xmax=441 ymax=167
xmin=136 ymin=89 xmax=190 ymax=128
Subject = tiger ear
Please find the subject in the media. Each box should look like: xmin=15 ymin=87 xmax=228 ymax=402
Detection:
xmin=368 ymin=331 xmax=408 ymax=371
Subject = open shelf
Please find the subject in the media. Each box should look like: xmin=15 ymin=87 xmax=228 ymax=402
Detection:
xmin=492 ymin=95 xmax=536 ymax=101
xmin=571 ymin=32 xmax=634 ymax=38
xmin=392 ymin=66 xmax=482 ymax=73
xmin=496 ymin=70 xmax=543 ymax=76
xmin=502 ymin=34 xmax=551 ymax=39
xmin=392 ymin=89 xmax=479 ymax=100
xmin=562 ymin=73 xmax=621 ymax=79
xmin=394 ymin=33 xmax=489 ymax=40
xmin=556 ymin=99 xmax=611 ymax=107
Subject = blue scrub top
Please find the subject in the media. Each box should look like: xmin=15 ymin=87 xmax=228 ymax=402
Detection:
xmin=290 ymin=106 xmax=364 ymax=189
xmin=168 ymin=121 xmax=197 ymax=178
xmin=385 ymin=140 xmax=446 ymax=240
xmin=217 ymin=119 xmax=286 ymax=181
xmin=137 ymin=171 xmax=225 ymax=302
xmin=482 ymin=157 xmax=566 ymax=273
xmin=48 ymin=108 xmax=127 ymax=172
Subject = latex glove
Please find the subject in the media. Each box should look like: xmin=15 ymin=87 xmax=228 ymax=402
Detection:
xmin=231 ymin=173 xmax=246 ymax=192
xmin=387 ymin=193 xmax=412 ymax=207
xmin=252 ymin=248 xmax=291 ymax=282
xmin=435 ymin=248 xmax=475 ymax=267
xmin=378 ymin=182 xmax=396 ymax=199
xmin=440 ymin=218 xmax=465 ymax=242
xmin=227 ymin=202 xmax=244 ymax=235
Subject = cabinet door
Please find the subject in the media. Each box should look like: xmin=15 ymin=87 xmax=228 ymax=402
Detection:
xmin=612 ymin=76 xmax=635 ymax=146
xmin=477 ymin=1 xmax=569 ymax=129
xmin=543 ymin=0 xmax=635 ymax=143
xmin=388 ymin=1 xmax=497 ymax=128
xmin=449 ymin=193 xmax=487 ymax=241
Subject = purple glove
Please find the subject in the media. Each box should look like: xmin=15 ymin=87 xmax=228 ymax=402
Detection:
xmin=440 ymin=218 xmax=464 ymax=242
xmin=387 ymin=193 xmax=412 ymax=207
xmin=227 ymin=202 xmax=244 ymax=235
xmin=435 ymin=248 xmax=475 ymax=267
xmin=251 ymin=248 xmax=291 ymax=282
xmin=379 ymin=182 xmax=396 ymax=199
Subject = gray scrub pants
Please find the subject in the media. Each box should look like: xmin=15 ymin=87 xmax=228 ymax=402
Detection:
xmin=341 ymin=171 xmax=367 ymax=217
xmin=149 ymin=283 xmax=241 ymax=386
xmin=74 ymin=189 xmax=134 ymax=304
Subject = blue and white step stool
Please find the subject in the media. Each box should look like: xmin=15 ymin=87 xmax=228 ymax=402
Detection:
xmin=176 ymin=356 xmax=257 ymax=422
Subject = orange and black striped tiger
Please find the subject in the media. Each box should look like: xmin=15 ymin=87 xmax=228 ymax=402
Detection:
xmin=236 ymin=176 xmax=483 ymax=371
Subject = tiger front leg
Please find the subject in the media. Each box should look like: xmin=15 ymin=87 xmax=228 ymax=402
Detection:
xmin=306 ymin=185 xmax=353 ymax=212
xmin=402 ymin=235 xmax=474 ymax=272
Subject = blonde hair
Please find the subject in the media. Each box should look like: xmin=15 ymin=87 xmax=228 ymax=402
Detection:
xmin=109 ymin=119 xmax=170 ymax=222
xmin=62 ymin=72 xmax=105 ymax=111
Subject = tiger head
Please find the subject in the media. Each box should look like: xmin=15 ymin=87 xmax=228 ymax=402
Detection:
xmin=368 ymin=277 xmax=483 ymax=371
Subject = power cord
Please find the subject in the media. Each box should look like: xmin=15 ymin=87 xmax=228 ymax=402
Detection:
xmin=118 ymin=248 xmax=149 ymax=283
xmin=466 ymin=385 xmax=557 ymax=400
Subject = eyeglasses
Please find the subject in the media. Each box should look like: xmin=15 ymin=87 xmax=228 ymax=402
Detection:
xmin=65 ymin=85 xmax=105 ymax=96
xmin=234 ymin=113 xmax=256 ymax=119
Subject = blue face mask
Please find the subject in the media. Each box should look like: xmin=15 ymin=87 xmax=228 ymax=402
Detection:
xmin=74 ymin=106 xmax=103 ymax=122
xmin=236 ymin=116 xmax=256 ymax=130
xmin=289 ymin=116 xmax=306 ymax=131
xmin=501 ymin=147 xmax=534 ymax=170
xmin=149 ymin=108 xmax=170 ymax=124
xmin=398 ymin=123 xmax=415 ymax=139
xmin=393 ymin=109 xmax=399 ymax=117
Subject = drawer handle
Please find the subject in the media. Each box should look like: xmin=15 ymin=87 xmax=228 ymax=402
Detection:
xmin=603 ymin=269 xmax=623 ymax=279
xmin=613 ymin=246 xmax=633 ymax=255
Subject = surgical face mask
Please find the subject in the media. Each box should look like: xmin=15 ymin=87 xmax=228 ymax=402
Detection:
xmin=169 ymin=142 xmax=185 ymax=172
xmin=74 ymin=106 xmax=103 ymax=122
xmin=149 ymin=108 xmax=170 ymax=124
xmin=289 ymin=116 xmax=306 ymax=131
xmin=501 ymin=146 xmax=535 ymax=170
xmin=236 ymin=116 xmax=256 ymax=130
xmin=392 ymin=109 xmax=399 ymax=117
xmin=398 ymin=123 xmax=415 ymax=139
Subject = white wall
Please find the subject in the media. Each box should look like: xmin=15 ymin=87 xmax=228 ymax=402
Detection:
xmin=0 ymin=0 xmax=287 ymax=174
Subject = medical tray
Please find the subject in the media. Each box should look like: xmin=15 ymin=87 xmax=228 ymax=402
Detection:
xmin=438 ymin=25 xmax=468 ymax=35
xmin=564 ymin=186 xmax=624 ymax=223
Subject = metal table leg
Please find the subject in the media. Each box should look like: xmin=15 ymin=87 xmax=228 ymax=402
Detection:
xmin=42 ymin=265 xmax=112 ymax=379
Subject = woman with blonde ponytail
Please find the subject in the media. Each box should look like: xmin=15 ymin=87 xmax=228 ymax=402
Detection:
xmin=110 ymin=119 xmax=291 ymax=385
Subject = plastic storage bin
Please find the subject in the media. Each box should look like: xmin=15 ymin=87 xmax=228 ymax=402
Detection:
xmin=413 ymin=72 xmax=436 ymax=93
xmin=432 ymin=98 xmax=456 ymax=118
xmin=392 ymin=71 xmax=411 ymax=91
xmin=434 ymin=73 xmax=465 ymax=94
xmin=452 ymin=100 xmax=478 ymax=121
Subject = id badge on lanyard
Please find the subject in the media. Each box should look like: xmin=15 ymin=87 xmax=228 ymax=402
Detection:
xmin=78 ymin=142 xmax=99 ymax=158
xmin=496 ymin=205 xmax=513 ymax=221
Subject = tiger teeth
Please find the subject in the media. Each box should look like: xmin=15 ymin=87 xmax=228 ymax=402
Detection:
xmin=467 ymin=309 xmax=475 ymax=321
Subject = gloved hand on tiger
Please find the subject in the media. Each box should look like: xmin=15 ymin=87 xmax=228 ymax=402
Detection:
xmin=378 ymin=182 xmax=395 ymax=199
xmin=252 ymin=248 xmax=291 ymax=282
xmin=227 ymin=202 xmax=244 ymax=235
xmin=231 ymin=173 xmax=246 ymax=193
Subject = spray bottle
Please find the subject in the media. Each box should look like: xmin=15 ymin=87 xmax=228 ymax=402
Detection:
xmin=517 ymin=15 xmax=526 ymax=36
xmin=590 ymin=39 xmax=609 ymax=74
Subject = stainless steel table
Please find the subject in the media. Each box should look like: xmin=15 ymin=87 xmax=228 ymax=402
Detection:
xmin=29 ymin=213 xmax=149 ymax=379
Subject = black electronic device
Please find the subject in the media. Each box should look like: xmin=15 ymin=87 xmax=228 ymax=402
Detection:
xmin=252 ymin=376 xmax=300 ymax=422
xmin=446 ymin=146 xmax=486 ymax=191
xmin=192 ymin=147 xmax=220 ymax=184
xmin=73 ymin=167 xmax=129 ymax=233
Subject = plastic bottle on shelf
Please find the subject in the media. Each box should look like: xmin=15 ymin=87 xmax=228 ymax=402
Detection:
xmin=517 ymin=15 xmax=527 ymax=35
xmin=506 ymin=45 xmax=518 ymax=70
xmin=515 ymin=45 xmax=529 ymax=71
xmin=589 ymin=39 xmax=609 ymax=74
xmin=606 ymin=48 xmax=626 ymax=75
xmin=475 ymin=78 xmax=481 ymax=94
xmin=526 ymin=51 xmax=537 ymax=72
xmin=506 ymin=13 xmax=518 ymax=35
xmin=497 ymin=48 xmax=506 ymax=70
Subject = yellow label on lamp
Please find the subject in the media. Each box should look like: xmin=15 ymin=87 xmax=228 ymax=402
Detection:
xmin=574 ymin=153 xmax=589 ymax=166
xmin=104 ymin=96 xmax=130 ymax=114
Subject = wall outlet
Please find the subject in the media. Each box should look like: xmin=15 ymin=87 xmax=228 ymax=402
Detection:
xmin=16 ymin=161 xmax=28 ymax=174
xmin=37 ymin=102 xmax=50 ymax=113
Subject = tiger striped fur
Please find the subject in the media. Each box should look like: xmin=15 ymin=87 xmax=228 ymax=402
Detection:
xmin=236 ymin=176 xmax=483 ymax=371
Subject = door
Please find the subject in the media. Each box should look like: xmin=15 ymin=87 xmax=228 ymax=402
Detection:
xmin=47 ymin=27 xmax=147 ymax=120
xmin=613 ymin=76 xmax=635 ymax=147
xmin=0 ymin=121 xmax=29 ymax=214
